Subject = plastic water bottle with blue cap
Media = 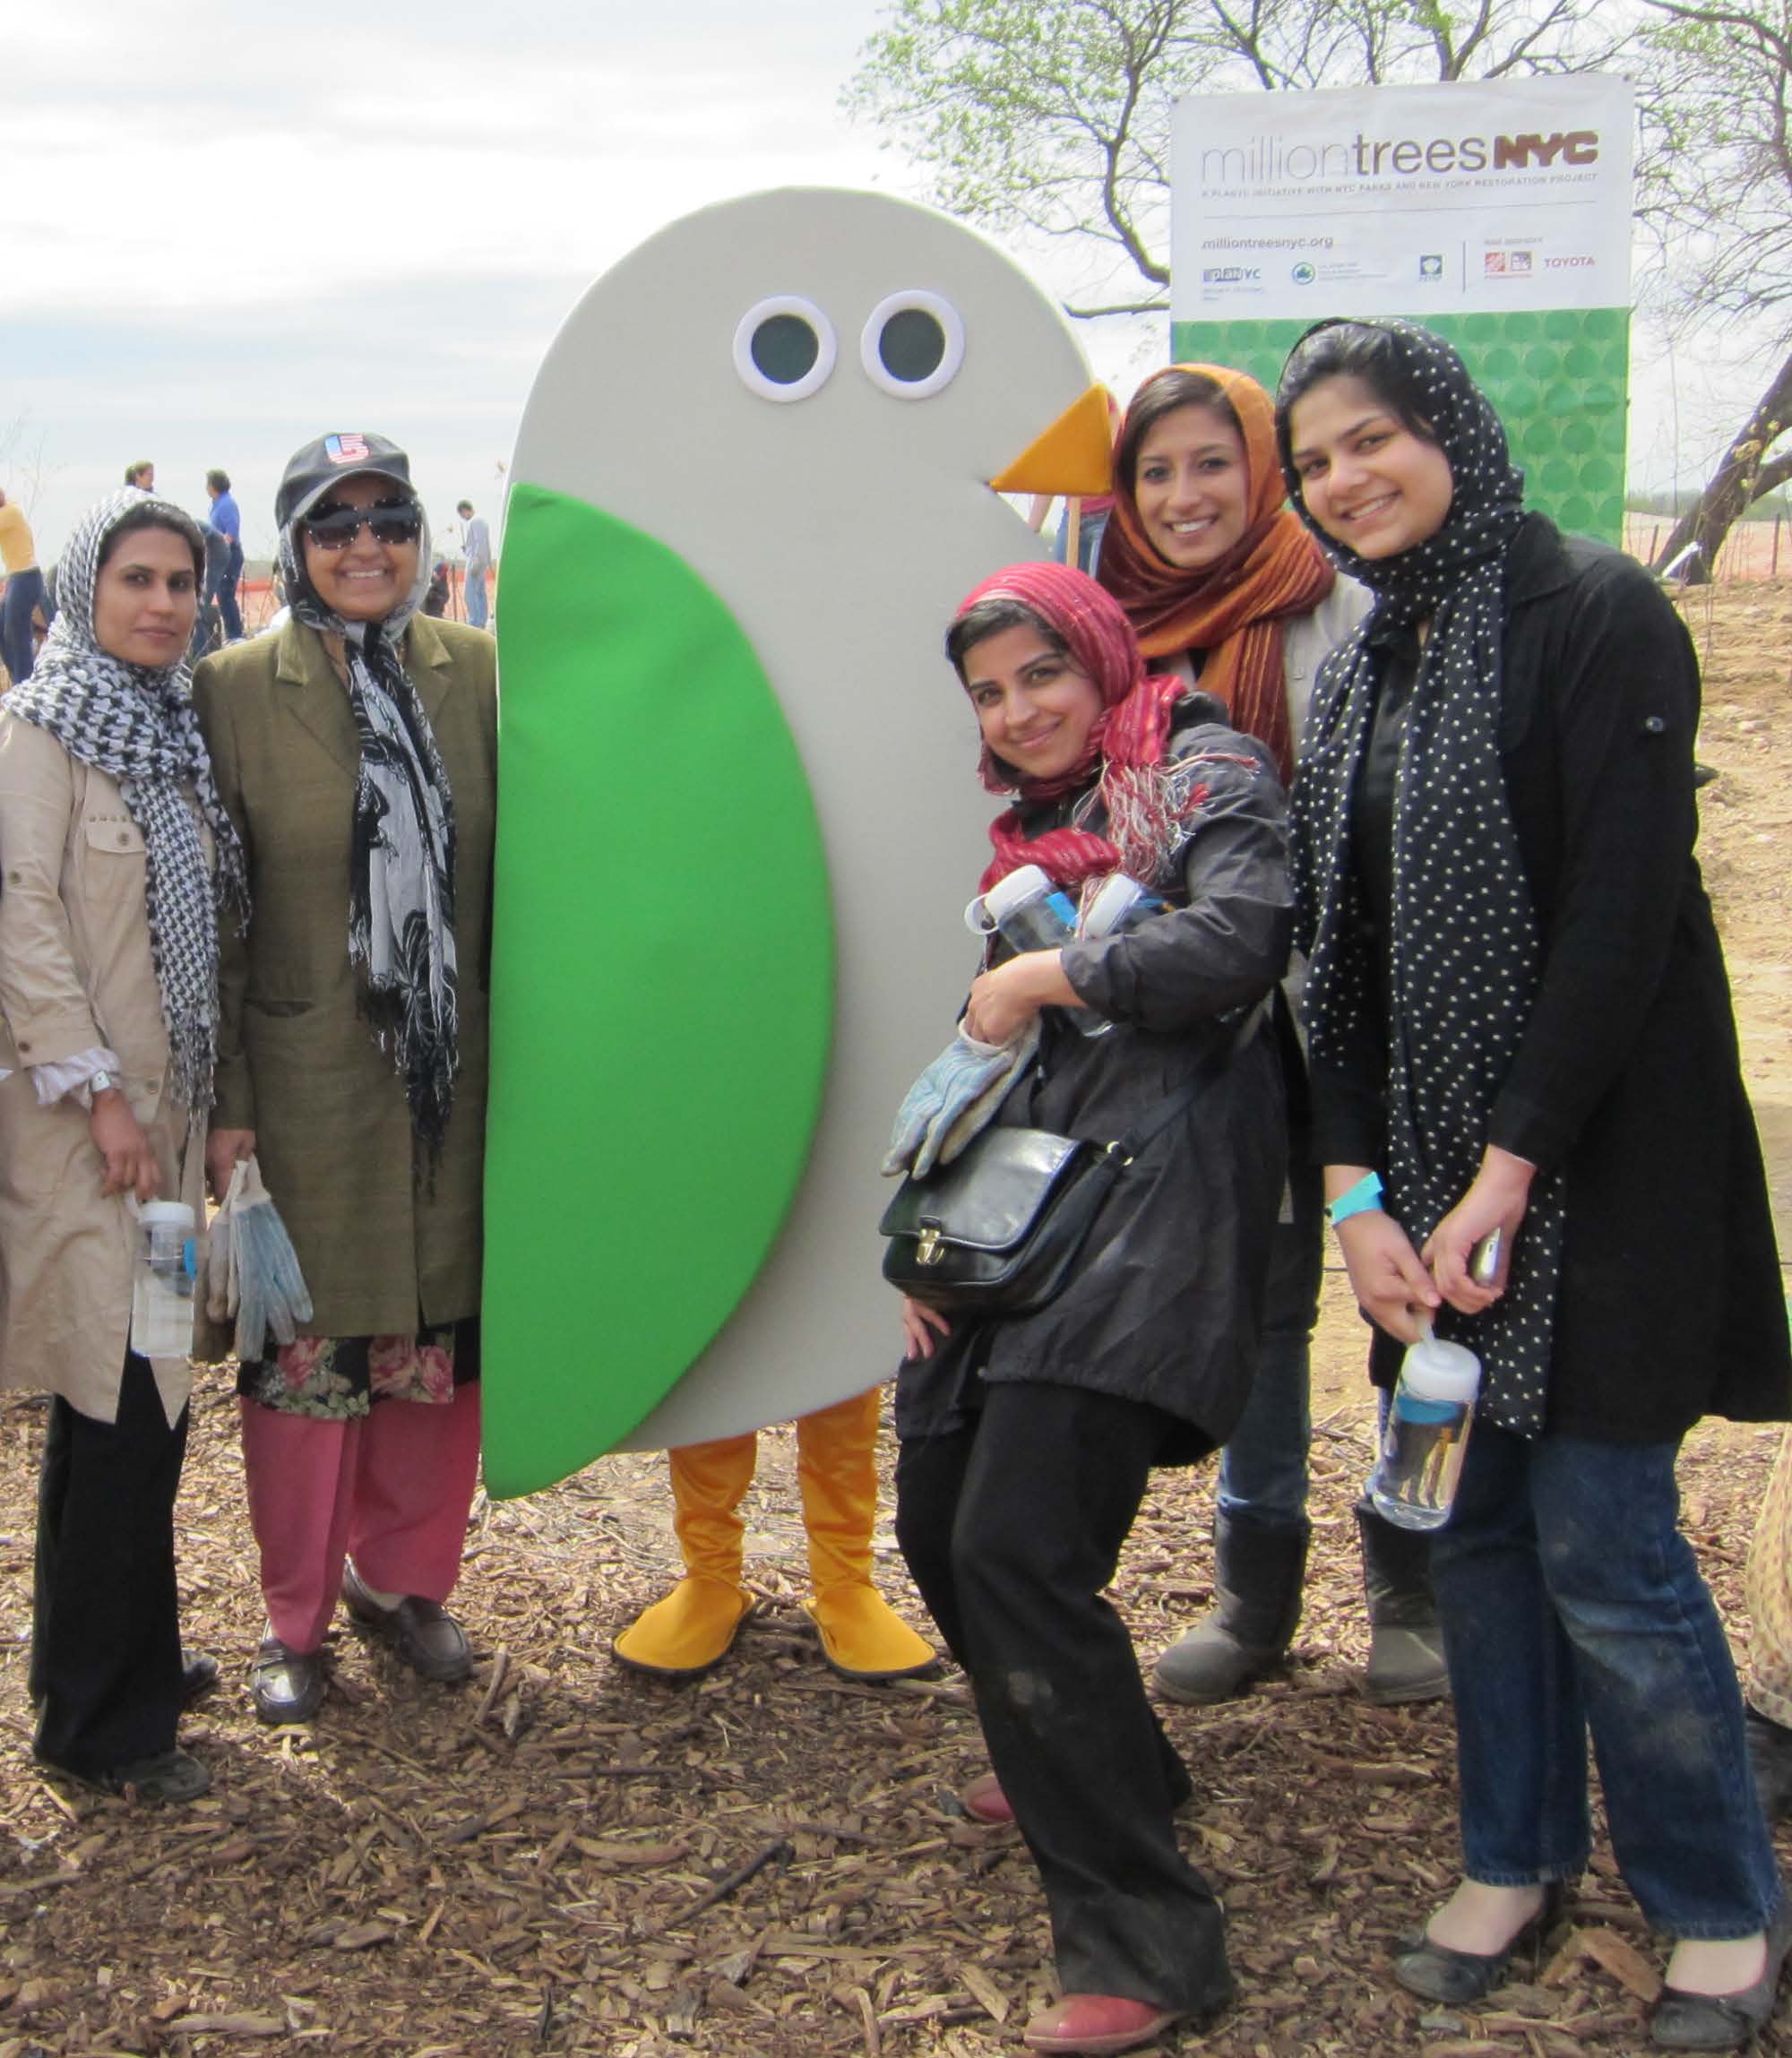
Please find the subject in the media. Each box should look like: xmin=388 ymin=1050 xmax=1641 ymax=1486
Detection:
xmin=1366 ymin=1320 xmax=1481 ymax=1531
xmin=966 ymin=864 xmax=1107 ymax=1037
xmin=966 ymin=866 xmax=1167 ymax=1040
xmin=129 ymin=1199 xmax=197 ymax=1359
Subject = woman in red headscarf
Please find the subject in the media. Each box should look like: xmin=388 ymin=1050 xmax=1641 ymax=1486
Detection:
xmin=891 ymin=562 xmax=1291 ymax=2054
xmin=1095 ymin=366 xmax=1449 ymax=1713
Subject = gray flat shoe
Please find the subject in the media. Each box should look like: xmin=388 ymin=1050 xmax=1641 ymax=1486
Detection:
xmin=1394 ymin=1884 xmax=1564 ymax=2004
xmin=1652 ymin=1899 xmax=1792 ymax=2051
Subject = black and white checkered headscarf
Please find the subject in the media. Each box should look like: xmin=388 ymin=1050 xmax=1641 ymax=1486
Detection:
xmin=1279 ymin=319 xmax=1565 ymax=1436
xmin=4 ymin=489 xmax=248 ymax=1126
xmin=278 ymin=498 xmax=459 ymax=1159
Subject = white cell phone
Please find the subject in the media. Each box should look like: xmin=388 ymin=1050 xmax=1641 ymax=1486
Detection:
xmin=1469 ymin=1228 xmax=1503 ymax=1287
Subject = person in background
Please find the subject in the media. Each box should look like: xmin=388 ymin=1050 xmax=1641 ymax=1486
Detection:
xmin=1279 ymin=315 xmax=1788 ymax=2050
xmin=456 ymin=499 xmax=492 ymax=630
xmin=0 ymin=487 xmax=47 ymax=684
xmin=0 ymin=489 xmax=247 ymax=1802
xmin=204 ymin=469 xmax=245 ymax=642
xmin=1096 ymin=364 xmax=1445 ymax=1709
xmin=194 ymin=433 xmax=494 ymax=1727
xmin=125 ymin=461 xmax=155 ymax=492
xmin=188 ymin=522 xmax=231 ymax=665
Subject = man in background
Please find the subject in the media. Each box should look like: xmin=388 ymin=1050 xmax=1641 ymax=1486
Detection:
xmin=205 ymin=468 xmax=246 ymax=642
xmin=125 ymin=459 xmax=155 ymax=490
xmin=457 ymin=497 xmax=492 ymax=630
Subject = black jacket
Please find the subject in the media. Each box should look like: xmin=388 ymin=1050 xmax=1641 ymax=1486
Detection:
xmin=896 ymin=698 xmax=1292 ymax=1448
xmin=1310 ymin=514 xmax=1789 ymax=1440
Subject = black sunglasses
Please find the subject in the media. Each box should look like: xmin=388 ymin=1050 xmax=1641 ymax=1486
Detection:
xmin=302 ymin=498 xmax=422 ymax=550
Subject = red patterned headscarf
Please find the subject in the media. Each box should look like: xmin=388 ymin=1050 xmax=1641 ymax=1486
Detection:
xmin=954 ymin=561 xmax=1199 ymax=896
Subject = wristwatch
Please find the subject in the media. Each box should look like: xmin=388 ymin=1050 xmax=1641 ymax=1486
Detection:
xmin=90 ymin=1070 xmax=118 ymax=1097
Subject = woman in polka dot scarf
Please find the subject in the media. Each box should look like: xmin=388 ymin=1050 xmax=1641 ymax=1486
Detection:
xmin=1277 ymin=318 xmax=1791 ymax=2048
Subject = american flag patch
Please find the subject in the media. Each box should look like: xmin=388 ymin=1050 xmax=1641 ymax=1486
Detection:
xmin=325 ymin=434 xmax=370 ymax=464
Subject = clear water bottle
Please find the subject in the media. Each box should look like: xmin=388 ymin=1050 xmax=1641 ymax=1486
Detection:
xmin=965 ymin=863 xmax=1079 ymax=952
xmin=965 ymin=864 xmax=1108 ymax=1038
xmin=130 ymin=1200 xmax=197 ymax=1359
xmin=1366 ymin=1335 xmax=1481 ymax=1531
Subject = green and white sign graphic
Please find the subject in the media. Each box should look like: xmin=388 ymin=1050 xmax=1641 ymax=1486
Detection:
xmin=1170 ymin=77 xmax=1635 ymax=543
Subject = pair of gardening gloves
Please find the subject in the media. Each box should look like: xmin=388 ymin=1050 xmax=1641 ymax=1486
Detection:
xmin=205 ymin=1155 xmax=314 ymax=1362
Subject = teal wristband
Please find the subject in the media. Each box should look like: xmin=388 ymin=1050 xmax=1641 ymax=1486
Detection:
xmin=1326 ymin=1171 xmax=1383 ymax=1229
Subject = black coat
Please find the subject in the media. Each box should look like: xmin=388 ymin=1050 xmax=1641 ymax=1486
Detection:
xmin=895 ymin=698 xmax=1292 ymax=1449
xmin=1310 ymin=515 xmax=1789 ymax=1441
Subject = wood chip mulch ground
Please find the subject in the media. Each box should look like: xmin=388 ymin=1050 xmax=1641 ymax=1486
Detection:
xmin=2 ymin=1377 xmax=1787 ymax=2058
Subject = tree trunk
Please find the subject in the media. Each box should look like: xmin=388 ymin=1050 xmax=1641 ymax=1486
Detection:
xmin=1650 ymin=349 xmax=1792 ymax=581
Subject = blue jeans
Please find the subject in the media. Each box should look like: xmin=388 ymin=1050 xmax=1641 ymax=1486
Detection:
xmin=2 ymin=566 xmax=47 ymax=683
xmin=1215 ymin=1151 xmax=1322 ymax=1529
xmin=1431 ymin=1422 xmax=1779 ymax=1937
xmin=465 ymin=568 xmax=488 ymax=629
xmin=207 ymin=546 xmax=243 ymax=642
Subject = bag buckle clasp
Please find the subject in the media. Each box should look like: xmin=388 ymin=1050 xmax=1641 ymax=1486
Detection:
xmin=917 ymin=1224 xmax=943 ymax=1267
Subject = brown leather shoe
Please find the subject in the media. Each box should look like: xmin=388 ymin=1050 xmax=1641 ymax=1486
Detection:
xmin=251 ymin=1633 xmax=327 ymax=1725
xmin=341 ymin=1564 xmax=472 ymax=1683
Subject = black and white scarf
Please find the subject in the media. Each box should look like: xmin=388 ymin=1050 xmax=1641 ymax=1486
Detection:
xmin=1282 ymin=319 xmax=1565 ymax=1435
xmin=4 ymin=489 xmax=248 ymax=1125
xmin=278 ymin=509 xmax=458 ymax=1158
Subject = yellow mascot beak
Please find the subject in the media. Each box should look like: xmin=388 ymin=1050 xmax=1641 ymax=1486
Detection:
xmin=989 ymin=384 xmax=1117 ymax=499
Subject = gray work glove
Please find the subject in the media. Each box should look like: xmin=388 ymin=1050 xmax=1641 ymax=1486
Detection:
xmin=883 ymin=1017 xmax=1040 ymax=1179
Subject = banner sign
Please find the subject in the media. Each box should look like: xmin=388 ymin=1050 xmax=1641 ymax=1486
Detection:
xmin=1170 ymin=76 xmax=1635 ymax=542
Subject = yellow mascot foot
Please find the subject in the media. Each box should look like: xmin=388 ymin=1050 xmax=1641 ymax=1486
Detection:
xmin=612 ymin=1577 xmax=752 ymax=1677
xmin=804 ymin=1584 xmax=939 ymax=1682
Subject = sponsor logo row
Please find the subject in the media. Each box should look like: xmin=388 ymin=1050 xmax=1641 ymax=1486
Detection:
xmin=1202 ymin=251 xmax=1597 ymax=287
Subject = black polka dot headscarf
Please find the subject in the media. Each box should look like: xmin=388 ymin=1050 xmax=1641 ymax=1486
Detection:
xmin=1278 ymin=316 xmax=1564 ymax=1436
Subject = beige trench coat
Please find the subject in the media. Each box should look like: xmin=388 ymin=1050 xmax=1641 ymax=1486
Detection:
xmin=0 ymin=718 xmax=211 ymax=1426
xmin=191 ymin=616 xmax=495 ymax=1345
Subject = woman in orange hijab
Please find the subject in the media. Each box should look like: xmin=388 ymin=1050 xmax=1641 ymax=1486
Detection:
xmin=1098 ymin=365 xmax=1446 ymax=1709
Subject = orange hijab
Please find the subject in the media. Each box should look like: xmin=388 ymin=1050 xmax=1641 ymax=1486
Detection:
xmin=1098 ymin=363 xmax=1335 ymax=783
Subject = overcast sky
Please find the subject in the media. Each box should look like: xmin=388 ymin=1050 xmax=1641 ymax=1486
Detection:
xmin=4 ymin=3 xmax=1771 ymax=564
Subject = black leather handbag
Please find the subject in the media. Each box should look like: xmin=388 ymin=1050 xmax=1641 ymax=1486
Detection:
xmin=879 ymin=1124 xmax=1124 ymax=1317
xmin=879 ymin=1071 xmax=1210 ymax=1318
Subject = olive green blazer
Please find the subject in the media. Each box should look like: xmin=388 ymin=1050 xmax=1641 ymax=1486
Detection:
xmin=193 ymin=616 xmax=496 ymax=1340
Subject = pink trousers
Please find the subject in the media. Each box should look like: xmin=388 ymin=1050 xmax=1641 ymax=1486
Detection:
xmin=239 ymin=1388 xmax=482 ymax=1654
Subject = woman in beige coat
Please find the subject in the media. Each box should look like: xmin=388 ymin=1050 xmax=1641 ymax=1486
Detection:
xmin=0 ymin=490 xmax=248 ymax=1802
xmin=194 ymin=435 xmax=495 ymax=1726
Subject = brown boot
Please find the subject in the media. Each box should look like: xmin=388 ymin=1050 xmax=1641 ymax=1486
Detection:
xmin=612 ymin=1435 xmax=756 ymax=1676
xmin=796 ymin=1390 xmax=936 ymax=1681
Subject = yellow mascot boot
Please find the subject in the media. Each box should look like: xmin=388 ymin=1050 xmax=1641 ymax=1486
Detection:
xmin=797 ymin=1389 xmax=937 ymax=1681
xmin=612 ymin=1434 xmax=757 ymax=1676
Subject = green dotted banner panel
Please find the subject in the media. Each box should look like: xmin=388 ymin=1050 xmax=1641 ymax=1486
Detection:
xmin=1171 ymin=308 xmax=1630 ymax=547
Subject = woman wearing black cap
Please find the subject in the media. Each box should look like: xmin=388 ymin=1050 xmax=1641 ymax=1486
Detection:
xmin=194 ymin=434 xmax=495 ymax=1726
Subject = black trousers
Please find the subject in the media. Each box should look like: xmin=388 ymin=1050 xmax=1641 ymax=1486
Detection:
xmin=31 ymin=1353 xmax=188 ymax=1776
xmin=895 ymin=1378 xmax=1234 ymax=2013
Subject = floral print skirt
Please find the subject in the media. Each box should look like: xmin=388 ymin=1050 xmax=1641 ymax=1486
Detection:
xmin=237 ymin=1317 xmax=481 ymax=1421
